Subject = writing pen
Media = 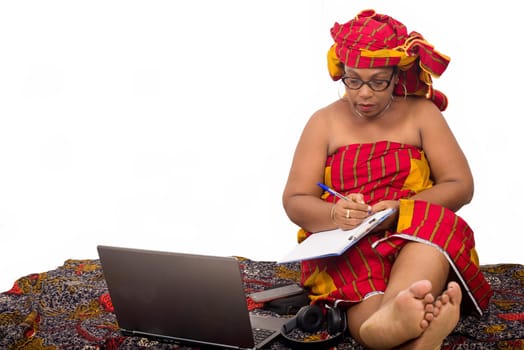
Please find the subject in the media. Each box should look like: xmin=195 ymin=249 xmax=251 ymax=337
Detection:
xmin=317 ymin=182 xmax=349 ymax=201
xmin=317 ymin=182 xmax=372 ymax=214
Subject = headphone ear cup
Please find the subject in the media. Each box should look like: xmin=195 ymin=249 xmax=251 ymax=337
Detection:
xmin=326 ymin=307 xmax=346 ymax=335
xmin=296 ymin=304 xmax=325 ymax=333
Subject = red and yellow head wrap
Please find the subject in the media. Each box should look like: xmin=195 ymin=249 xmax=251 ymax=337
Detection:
xmin=327 ymin=9 xmax=450 ymax=111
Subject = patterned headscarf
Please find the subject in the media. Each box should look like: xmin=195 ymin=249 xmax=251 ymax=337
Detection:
xmin=327 ymin=9 xmax=450 ymax=111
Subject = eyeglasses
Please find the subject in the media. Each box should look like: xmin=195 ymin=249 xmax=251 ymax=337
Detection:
xmin=341 ymin=71 xmax=396 ymax=92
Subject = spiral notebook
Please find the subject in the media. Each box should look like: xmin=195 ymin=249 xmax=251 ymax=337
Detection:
xmin=277 ymin=208 xmax=395 ymax=264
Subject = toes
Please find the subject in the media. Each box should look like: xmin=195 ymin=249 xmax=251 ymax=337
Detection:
xmin=420 ymin=318 xmax=430 ymax=329
xmin=433 ymin=305 xmax=441 ymax=317
xmin=446 ymin=281 xmax=463 ymax=305
xmin=424 ymin=302 xmax=434 ymax=313
xmin=440 ymin=293 xmax=450 ymax=305
xmin=423 ymin=292 xmax=435 ymax=304
xmin=409 ymin=280 xmax=433 ymax=299
xmin=434 ymin=297 xmax=442 ymax=307
xmin=424 ymin=303 xmax=435 ymax=323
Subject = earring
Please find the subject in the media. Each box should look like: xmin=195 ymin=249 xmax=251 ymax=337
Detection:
xmin=402 ymin=82 xmax=408 ymax=99
xmin=337 ymin=81 xmax=346 ymax=99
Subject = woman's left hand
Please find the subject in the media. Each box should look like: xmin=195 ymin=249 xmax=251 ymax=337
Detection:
xmin=370 ymin=200 xmax=400 ymax=232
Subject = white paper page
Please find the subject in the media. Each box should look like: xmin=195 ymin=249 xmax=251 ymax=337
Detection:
xmin=277 ymin=208 xmax=395 ymax=264
xmin=277 ymin=229 xmax=350 ymax=263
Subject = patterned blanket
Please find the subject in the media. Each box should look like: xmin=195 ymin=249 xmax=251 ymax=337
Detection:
xmin=1 ymin=258 xmax=523 ymax=349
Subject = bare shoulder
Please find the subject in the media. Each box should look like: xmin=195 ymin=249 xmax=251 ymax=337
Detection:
xmin=301 ymin=99 xmax=345 ymax=137
xmin=397 ymin=97 xmax=453 ymax=142
xmin=307 ymin=99 xmax=344 ymax=124
xmin=407 ymin=97 xmax=448 ymax=126
xmin=405 ymin=97 xmax=466 ymax=168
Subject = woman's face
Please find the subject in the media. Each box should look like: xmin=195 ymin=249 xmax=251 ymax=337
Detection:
xmin=342 ymin=67 xmax=397 ymax=118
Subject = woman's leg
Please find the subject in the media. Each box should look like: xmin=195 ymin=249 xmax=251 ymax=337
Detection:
xmin=347 ymin=280 xmax=435 ymax=347
xmin=347 ymin=242 xmax=452 ymax=349
xmin=398 ymin=281 xmax=462 ymax=350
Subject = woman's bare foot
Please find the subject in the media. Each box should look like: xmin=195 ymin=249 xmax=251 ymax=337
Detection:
xmin=404 ymin=281 xmax=462 ymax=350
xmin=359 ymin=280 xmax=435 ymax=349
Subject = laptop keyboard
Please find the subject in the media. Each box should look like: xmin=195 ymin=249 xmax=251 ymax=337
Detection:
xmin=253 ymin=327 xmax=277 ymax=346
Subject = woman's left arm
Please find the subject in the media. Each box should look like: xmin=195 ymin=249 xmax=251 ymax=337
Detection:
xmin=371 ymin=100 xmax=473 ymax=231
xmin=407 ymin=100 xmax=474 ymax=211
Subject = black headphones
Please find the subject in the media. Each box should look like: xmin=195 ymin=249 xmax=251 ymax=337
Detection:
xmin=279 ymin=302 xmax=347 ymax=349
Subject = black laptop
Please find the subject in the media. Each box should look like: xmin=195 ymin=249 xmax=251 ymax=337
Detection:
xmin=97 ymin=245 xmax=288 ymax=349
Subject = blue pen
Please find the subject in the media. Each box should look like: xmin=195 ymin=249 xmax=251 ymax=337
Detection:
xmin=317 ymin=182 xmax=349 ymax=201
xmin=318 ymin=182 xmax=372 ymax=213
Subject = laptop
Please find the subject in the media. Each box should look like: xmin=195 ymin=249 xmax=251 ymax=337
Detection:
xmin=97 ymin=245 xmax=289 ymax=349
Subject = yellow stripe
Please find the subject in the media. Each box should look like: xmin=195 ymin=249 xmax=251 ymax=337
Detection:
xmin=428 ymin=207 xmax=445 ymax=242
xmin=443 ymin=215 xmax=459 ymax=251
xmin=325 ymin=166 xmax=333 ymax=188
xmin=402 ymin=152 xmax=433 ymax=193
xmin=396 ymin=199 xmax=415 ymax=232
xmin=352 ymin=145 xmax=361 ymax=188
xmin=357 ymin=245 xmax=376 ymax=293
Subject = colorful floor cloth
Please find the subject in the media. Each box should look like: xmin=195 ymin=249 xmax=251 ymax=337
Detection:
xmin=0 ymin=258 xmax=523 ymax=349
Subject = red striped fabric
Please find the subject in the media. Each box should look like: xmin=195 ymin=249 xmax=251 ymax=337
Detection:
xmin=374 ymin=200 xmax=493 ymax=313
xmin=300 ymin=141 xmax=492 ymax=315
xmin=326 ymin=141 xmax=418 ymax=204
xmin=328 ymin=9 xmax=450 ymax=111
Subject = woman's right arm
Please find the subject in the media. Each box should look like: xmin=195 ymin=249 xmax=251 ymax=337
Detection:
xmin=282 ymin=110 xmax=340 ymax=233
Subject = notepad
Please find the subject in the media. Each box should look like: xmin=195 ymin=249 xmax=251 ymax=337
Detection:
xmin=277 ymin=208 xmax=395 ymax=264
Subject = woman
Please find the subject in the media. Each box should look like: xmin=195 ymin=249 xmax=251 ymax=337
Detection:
xmin=282 ymin=9 xmax=492 ymax=350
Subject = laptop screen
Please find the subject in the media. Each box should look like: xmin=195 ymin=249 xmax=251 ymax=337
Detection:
xmin=97 ymin=245 xmax=282 ymax=349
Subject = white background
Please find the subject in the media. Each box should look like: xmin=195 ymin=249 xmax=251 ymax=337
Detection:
xmin=1 ymin=1 xmax=522 ymax=292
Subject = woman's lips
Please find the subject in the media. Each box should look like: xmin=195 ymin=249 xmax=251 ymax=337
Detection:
xmin=358 ymin=104 xmax=374 ymax=112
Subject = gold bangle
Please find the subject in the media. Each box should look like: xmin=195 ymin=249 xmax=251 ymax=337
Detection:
xmin=330 ymin=204 xmax=337 ymax=224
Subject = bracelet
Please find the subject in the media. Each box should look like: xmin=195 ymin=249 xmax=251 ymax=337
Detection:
xmin=330 ymin=204 xmax=337 ymax=224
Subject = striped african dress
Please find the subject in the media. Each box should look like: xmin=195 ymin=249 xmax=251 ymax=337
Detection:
xmin=298 ymin=141 xmax=492 ymax=315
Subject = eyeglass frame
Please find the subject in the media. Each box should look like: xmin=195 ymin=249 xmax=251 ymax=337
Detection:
xmin=341 ymin=70 xmax=397 ymax=92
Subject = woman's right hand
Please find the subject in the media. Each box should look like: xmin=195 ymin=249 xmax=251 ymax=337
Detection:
xmin=331 ymin=193 xmax=372 ymax=230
